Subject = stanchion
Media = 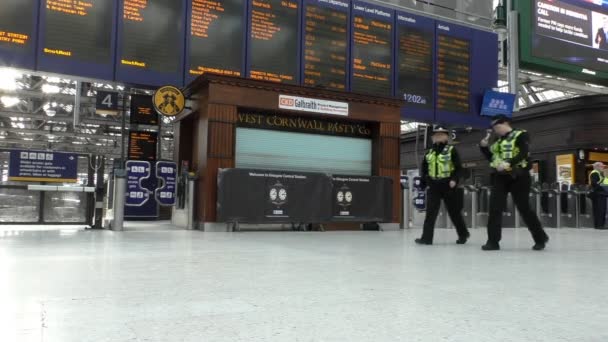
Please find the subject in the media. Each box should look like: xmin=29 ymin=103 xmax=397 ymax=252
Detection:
xmin=187 ymin=174 xmax=197 ymax=230
xmin=111 ymin=169 xmax=126 ymax=231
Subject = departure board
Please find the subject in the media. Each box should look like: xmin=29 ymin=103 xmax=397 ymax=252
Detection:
xmin=187 ymin=0 xmax=245 ymax=80
xmin=118 ymin=0 xmax=185 ymax=85
xmin=436 ymin=31 xmax=471 ymax=113
xmin=39 ymin=0 xmax=115 ymax=78
xmin=248 ymin=0 xmax=300 ymax=84
xmin=130 ymin=95 xmax=158 ymax=125
xmin=0 ymin=0 xmax=37 ymax=68
xmin=396 ymin=14 xmax=434 ymax=110
xmin=302 ymin=0 xmax=349 ymax=91
xmin=351 ymin=2 xmax=393 ymax=96
xmin=128 ymin=131 xmax=158 ymax=161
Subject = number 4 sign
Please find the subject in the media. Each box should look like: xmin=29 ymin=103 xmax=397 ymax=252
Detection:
xmin=96 ymin=91 xmax=119 ymax=116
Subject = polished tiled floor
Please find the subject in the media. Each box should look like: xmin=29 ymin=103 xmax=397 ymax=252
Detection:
xmin=1 ymin=226 xmax=607 ymax=341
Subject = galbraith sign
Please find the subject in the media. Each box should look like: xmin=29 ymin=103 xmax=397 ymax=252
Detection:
xmin=278 ymin=95 xmax=349 ymax=116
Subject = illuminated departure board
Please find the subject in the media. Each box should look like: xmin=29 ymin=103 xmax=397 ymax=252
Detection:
xmin=437 ymin=31 xmax=471 ymax=113
xmin=128 ymin=131 xmax=158 ymax=161
xmin=350 ymin=2 xmax=393 ymax=96
xmin=396 ymin=14 xmax=434 ymax=110
xmin=187 ymin=0 xmax=245 ymax=80
xmin=130 ymin=95 xmax=158 ymax=125
xmin=0 ymin=0 xmax=37 ymax=68
xmin=38 ymin=0 xmax=115 ymax=78
xmin=118 ymin=0 xmax=185 ymax=85
xmin=248 ymin=0 xmax=300 ymax=84
xmin=302 ymin=0 xmax=349 ymax=91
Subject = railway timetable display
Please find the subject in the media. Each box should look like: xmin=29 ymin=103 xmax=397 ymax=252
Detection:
xmin=38 ymin=0 xmax=115 ymax=78
xmin=350 ymin=2 xmax=393 ymax=96
xmin=396 ymin=13 xmax=434 ymax=110
xmin=0 ymin=0 xmax=498 ymax=127
xmin=0 ymin=0 xmax=37 ymax=68
xmin=187 ymin=0 xmax=245 ymax=79
xmin=248 ymin=0 xmax=300 ymax=84
xmin=436 ymin=30 xmax=471 ymax=113
xmin=128 ymin=131 xmax=158 ymax=161
xmin=302 ymin=0 xmax=349 ymax=91
xmin=118 ymin=0 xmax=184 ymax=84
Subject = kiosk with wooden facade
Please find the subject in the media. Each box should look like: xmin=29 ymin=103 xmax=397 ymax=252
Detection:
xmin=175 ymin=75 xmax=403 ymax=231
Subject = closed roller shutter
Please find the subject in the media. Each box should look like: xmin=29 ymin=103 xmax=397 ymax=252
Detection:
xmin=235 ymin=128 xmax=372 ymax=176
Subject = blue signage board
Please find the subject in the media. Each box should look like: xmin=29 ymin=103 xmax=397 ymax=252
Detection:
xmin=413 ymin=192 xmax=426 ymax=211
xmin=155 ymin=161 xmax=177 ymax=206
xmin=8 ymin=150 xmax=78 ymax=183
xmin=480 ymin=90 xmax=516 ymax=117
xmin=125 ymin=160 xmax=151 ymax=207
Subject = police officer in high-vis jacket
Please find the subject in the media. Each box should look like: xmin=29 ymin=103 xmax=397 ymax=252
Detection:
xmin=479 ymin=115 xmax=549 ymax=251
xmin=415 ymin=127 xmax=470 ymax=245
xmin=589 ymin=162 xmax=608 ymax=229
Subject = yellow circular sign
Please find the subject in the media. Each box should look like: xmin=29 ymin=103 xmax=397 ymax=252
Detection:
xmin=153 ymin=85 xmax=185 ymax=117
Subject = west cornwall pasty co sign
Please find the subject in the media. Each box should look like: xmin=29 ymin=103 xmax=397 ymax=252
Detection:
xmin=278 ymin=95 xmax=349 ymax=116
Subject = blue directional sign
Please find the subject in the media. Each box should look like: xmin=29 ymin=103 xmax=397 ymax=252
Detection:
xmin=413 ymin=191 xmax=426 ymax=211
xmin=155 ymin=161 xmax=177 ymax=206
xmin=8 ymin=150 xmax=77 ymax=183
xmin=480 ymin=90 xmax=516 ymax=117
xmin=125 ymin=160 xmax=151 ymax=207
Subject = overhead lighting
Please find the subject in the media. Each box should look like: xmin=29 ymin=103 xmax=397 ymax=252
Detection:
xmin=42 ymin=84 xmax=60 ymax=94
xmin=0 ymin=96 xmax=20 ymax=107
xmin=0 ymin=68 xmax=19 ymax=91
xmin=45 ymin=109 xmax=56 ymax=117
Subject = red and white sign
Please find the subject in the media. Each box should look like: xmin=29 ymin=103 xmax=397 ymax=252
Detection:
xmin=278 ymin=95 xmax=349 ymax=116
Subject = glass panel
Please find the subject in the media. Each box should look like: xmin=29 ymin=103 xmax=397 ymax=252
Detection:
xmin=43 ymin=192 xmax=87 ymax=223
xmin=0 ymin=188 xmax=40 ymax=222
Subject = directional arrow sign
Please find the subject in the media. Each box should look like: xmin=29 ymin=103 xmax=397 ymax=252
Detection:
xmin=155 ymin=161 xmax=177 ymax=206
xmin=125 ymin=160 xmax=151 ymax=207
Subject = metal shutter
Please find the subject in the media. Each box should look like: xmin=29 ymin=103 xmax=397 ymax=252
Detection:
xmin=235 ymin=128 xmax=372 ymax=176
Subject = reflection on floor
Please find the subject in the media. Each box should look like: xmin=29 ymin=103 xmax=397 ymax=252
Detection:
xmin=1 ymin=227 xmax=607 ymax=341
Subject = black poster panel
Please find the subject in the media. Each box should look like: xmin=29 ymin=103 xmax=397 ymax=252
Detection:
xmin=331 ymin=175 xmax=392 ymax=222
xmin=217 ymin=168 xmax=332 ymax=223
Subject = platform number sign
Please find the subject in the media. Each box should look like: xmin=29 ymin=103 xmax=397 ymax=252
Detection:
xmin=96 ymin=91 xmax=119 ymax=116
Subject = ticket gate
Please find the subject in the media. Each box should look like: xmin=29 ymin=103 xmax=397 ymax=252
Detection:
xmin=540 ymin=187 xmax=558 ymax=228
xmin=575 ymin=187 xmax=595 ymax=228
xmin=558 ymin=189 xmax=578 ymax=228
xmin=476 ymin=186 xmax=491 ymax=228
xmin=462 ymin=185 xmax=477 ymax=228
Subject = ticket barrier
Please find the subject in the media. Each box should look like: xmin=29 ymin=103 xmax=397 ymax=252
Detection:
xmin=540 ymin=186 xmax=559 ymax=228
xmin=462 ymin=185 xmax=477 ymax=229
xmin=574 ymin=186 xmax=594 ymax=228
xmin=476 ymin=186 xmax=491 ymax=228
xmin=401 ymin=178 xmax=410 ymax=229
xmin=519 ymin=186 xmax=541 ymax=228
xmin=557 ymin=188 xmax=578 ymax=228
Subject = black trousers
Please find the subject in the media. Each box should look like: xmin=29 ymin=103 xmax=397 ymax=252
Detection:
xmin=421 ymin=180 xmax=469 ymax=242
xmin=591 ymin=193 xmax=607 ymax=228
xmin=487 ymin=172 xmax=548 ymax=244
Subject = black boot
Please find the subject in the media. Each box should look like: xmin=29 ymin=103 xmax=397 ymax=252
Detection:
xmin=481 ymin=242 xmax=500 ymax=251
xmin=532 ymin=236 xmax=550 ymax=251
xmin=456 ymin=233 xmax=470 ymax=245
xmin=415 ymin=238 xmax=432 ymax=245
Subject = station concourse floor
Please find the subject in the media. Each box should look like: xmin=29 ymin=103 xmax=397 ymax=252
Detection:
xmin=1 ymin=224 xmax=607 ymax=342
